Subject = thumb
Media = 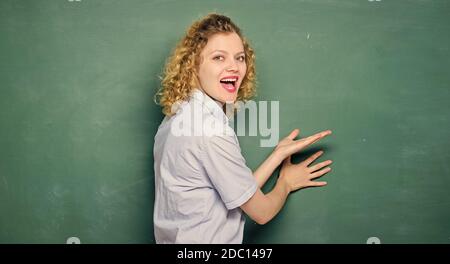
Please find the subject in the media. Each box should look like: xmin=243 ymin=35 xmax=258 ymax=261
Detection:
xmin=287 ymin=128 xmax=300 ymax=140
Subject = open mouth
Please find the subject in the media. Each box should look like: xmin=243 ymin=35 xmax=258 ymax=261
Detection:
xmin=219 ymin=76 xmax=238 ymax=93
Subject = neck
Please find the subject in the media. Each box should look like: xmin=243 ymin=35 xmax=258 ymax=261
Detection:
xmin=196 ymin=87 xmax=225 ymax=108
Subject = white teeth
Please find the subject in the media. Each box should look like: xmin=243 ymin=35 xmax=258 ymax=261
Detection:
xmin=221 ymin=78 xmax=237 ymax=82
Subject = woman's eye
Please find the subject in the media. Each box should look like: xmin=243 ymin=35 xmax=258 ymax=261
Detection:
xmin=213 ymin=55 xmax=245 ymax=62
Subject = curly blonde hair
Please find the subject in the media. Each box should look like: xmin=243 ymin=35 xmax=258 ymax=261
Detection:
xmin=154 ymin=13 xmax=257 ymax=116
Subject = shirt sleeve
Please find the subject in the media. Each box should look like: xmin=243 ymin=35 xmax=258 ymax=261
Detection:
xmin=201 ymin=134 xmax=258 ymax=210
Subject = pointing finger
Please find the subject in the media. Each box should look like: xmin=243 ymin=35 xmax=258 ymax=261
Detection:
xmin=284 ymin=130 xmax=332 ymax=156
xmin=299 ymin=130 xmax=332 ymax=148
xmin=302 ymin=151 xmax=324 ymax=166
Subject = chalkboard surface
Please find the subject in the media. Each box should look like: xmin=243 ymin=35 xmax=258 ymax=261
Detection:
xmin=0 ymin=0 xmax=449 ymax=243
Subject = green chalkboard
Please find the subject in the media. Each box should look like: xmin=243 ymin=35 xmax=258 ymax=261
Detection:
xmin=0 ymin=0 xmax=449 ymax=243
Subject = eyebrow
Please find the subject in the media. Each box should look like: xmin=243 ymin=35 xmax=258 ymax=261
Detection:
xmin=209 ymin=50 xmax=245 ymax=56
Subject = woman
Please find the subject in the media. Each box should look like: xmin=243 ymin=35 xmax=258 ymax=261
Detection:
xmin=153 ymin=13 xmax=332 ymax=244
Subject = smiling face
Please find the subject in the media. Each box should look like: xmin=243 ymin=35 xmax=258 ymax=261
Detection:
xmin=195 ymin=32 xmax=247 ymax=105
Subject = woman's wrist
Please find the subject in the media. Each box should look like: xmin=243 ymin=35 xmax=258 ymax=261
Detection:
xmin=276 ymin=177 xmax=291 ymax=196
xmin=271 ymin=148 xmax=285 ymax=166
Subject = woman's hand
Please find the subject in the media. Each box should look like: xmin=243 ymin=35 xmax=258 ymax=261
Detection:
xmin=252 ymin=129 xmax=330 ymax=189
xmin=274 ymin=128 xmax=332 ymax=192
xmin=279 ymin=150 xmax=332 ymax=192
xmin=274 ymin=128 xmax=332 ymax=162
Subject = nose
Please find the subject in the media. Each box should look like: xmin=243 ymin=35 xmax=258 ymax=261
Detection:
xmin=226 ymin=59 xmax=239 ymax=72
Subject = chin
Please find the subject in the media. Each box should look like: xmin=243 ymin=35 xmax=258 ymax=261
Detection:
xmin=226 ymin=88 xmax=239 ymax=102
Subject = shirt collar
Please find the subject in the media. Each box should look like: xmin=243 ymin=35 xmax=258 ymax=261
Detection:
xmin=190 ymin=88 xmax=230 ymax=125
